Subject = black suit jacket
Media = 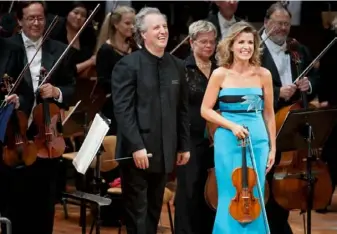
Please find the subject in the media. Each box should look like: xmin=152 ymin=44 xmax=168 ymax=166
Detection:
xmin=111 ymin=49 xmax=190 ymax=173
xmin=261 ymin=40 xmax=319 ymax=111
xmin=0 ymin=37 xmax=24 ymax=82
xmin=6 ymin=33 xmax=76 ymax=117
xmin=207 ymin=13 xmax=242 ymax=42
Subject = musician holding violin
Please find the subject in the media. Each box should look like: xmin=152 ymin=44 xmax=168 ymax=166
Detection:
xmin=0 ymin=1 xmax=76 ymax=234
xmin=261 ymin=3 xmax=319 ymax=234
xmin=201 ymin=21 xmax=276 ymax=234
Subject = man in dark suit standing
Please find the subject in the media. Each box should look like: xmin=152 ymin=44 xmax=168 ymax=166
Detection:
xmin=111 ymin=7 xmax=190 ymax=234
xmin=0 ymin=1 xmax=76 ymax=234
xmin=260 ymin=3 xmax=319 ymax=234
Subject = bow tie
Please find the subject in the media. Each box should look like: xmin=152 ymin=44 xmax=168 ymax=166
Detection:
xmin=25 ymin=40 xmax=38 ymax=49
xmin=223 ymin=21 xmax=235 ymax=28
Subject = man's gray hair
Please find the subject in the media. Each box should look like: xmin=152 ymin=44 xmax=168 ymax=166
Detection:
xmin=134 ymin=7 xmax=167 ymax=45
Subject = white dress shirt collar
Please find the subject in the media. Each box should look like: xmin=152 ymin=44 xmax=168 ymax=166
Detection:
xmin=218 ymin=12 xmax=236 ymax=39
xmin=21 ymin=32 xmax=42 ymax=49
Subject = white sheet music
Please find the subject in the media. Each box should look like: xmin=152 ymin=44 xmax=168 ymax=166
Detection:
xmin=73 ymin=113 xmax=110 ymax=174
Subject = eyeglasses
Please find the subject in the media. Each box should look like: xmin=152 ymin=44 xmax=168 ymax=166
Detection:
xmin=270 ymin=19 xmax=290 ymax=28
xmin=195 ymin=39 xmax=216 ymax=46
xmin=24 ymin=16 xmax=45 ymax=24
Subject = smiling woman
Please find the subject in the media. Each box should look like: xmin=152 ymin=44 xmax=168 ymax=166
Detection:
xmin=200 ymin=21 xmax=276 ymax=234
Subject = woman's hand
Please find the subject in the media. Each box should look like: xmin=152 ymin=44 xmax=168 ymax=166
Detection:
xmin=230 ymin=124 xmax=249 ymax=139
xmin=266 ymin=151 xmax=276 ymax=174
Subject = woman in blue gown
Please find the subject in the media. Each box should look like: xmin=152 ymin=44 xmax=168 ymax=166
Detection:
xmin=201 ymin=21 xmax=276 ymax=234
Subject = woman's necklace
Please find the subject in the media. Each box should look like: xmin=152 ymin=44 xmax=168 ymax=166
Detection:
xmin=196 ymin=61 xmax=211 ymax=69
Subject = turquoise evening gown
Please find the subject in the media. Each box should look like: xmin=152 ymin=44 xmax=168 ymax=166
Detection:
xmin=212 ymin=88 xmax=269 ymax=234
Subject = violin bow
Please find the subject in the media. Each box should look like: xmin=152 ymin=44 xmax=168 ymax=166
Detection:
xmin=0 ymin=15 xmax=59 ymax=109
xmin=293 ymin=37 xmax=337 ymax=84
xmin=245 ymin=127 xmax=271 ymax=234
xmin=37 ymin=4 xmax=100 ymax=89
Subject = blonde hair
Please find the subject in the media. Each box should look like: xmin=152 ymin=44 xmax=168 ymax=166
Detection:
xmin=216 ymin=21 xmax=261 ymax=67
xmin=95 ymin=6 xmax=135 ymax=54
xmin=188 ymin=20 xmax=217 ymax=41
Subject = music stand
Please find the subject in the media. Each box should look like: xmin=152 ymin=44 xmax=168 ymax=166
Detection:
xmin=62 ymin=81 xmax=110 ymax=234
xmin=276 ymin=107 xmax=337 ymax=234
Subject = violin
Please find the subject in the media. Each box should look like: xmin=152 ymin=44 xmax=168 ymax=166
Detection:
xmin=32 ymin=67 xmax=66 ymax=158
xmin=272 ymin=37 xmax=333 ymax=211
xmin=0 ymin=74 xmax=37 ymax=167
xmin=229 ymin=137 xmax=260 ymax=223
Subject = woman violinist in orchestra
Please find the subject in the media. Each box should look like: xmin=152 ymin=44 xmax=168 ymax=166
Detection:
xmin=174 ymin=20 xmax=217 ymax=234
xmin=49 ymin=1 xmax=97 ymax=75
xmin=201 ymin=21 xmax=276 ymax=233
xmin=95 ymin=5 xmax=136 ymax=135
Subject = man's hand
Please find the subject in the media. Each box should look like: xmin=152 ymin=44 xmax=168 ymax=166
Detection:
xmin=5 ymin=94 xmax=19 ymax=109
xmin=280 ymin=84 xmax=297 ymax=101
xmin=132 ymin=148 xmax=149 ymax=169
xmin=295 ymin=77 xmax=310 ymax=92
xmin=39 ymin=84 xmax=59 ymax=99
xmin=176 ymin=151 xmax=190 ymax=166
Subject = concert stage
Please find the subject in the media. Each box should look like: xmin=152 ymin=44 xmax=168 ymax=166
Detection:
xmin=53 ymin=190 xmax=337 ymax=234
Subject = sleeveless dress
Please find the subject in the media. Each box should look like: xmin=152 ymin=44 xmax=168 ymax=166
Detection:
xmin=212 ymin=87 xmax=269 ymax=234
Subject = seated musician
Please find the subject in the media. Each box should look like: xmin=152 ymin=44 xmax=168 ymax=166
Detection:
xmin=174 ymin=20 xmax=217 ymax=234
xmin=49 ymin=1 xmax=96 ymax=75
xmin=261 ymin=3 xmax=319 ymax=234
xmin=0 ymin=1 xmax=76 ymax=234
xmin=95 ymin=5 xmax=136 ymax=136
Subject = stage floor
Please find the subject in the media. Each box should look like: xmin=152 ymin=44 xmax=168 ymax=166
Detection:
xmin=53 ymin=191 xmax=337 ymax=234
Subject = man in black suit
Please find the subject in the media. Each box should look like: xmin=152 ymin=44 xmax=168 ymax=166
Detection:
xmin=207 ymin=1 xmax=241 ymax=41
xmin=0 ymin=1 xmax=76 ymax=234
xmin=260 ymin=3 xmax=319 ymax=234
xmin=0 ymin=35 xmax=25 ymax=224
xmin=111 ymin=7 xmax=190 ymax=234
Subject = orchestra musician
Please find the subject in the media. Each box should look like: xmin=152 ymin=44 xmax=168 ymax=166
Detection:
xmin=96 ymin=5 xmax=136 ymax=135
xmin=174 ymin=20 xmax=217 ymax=234
xmin=260 ymin=3 xmax=319 ymax=234
xmin=0 ymin=1 xmax=76 ymax=234
xmin=0 ymin=34 xmax=26 ymax=224
xmin=207 ymin=0 xmax=241 ymax=41
xmin=49 ymin=1 xmax=97 ymax=75
xmin=111 ymin=7 xmax=190 ymax=234
xmin=200 ymin=21 xmax=276 ymax=233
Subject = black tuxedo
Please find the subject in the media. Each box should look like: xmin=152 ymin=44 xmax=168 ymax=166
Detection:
xmin=0 ymin=37 xmax=25 ymax=230
xmin=207 ymin=13 xmax=242 ymax=42
xmin=111 ymin=48 xmax=189 ymax=234
xmin=0 ymin=38 xmax=24 ymax=80
xmin=0 ymin=34 xmax=76 ymax=234
xmin=261 ymin=39 xmax=319 ymax=234
xmin=261 ymin=41 xmax=319 ymax=112
xmin=7 ymin=33 xmax=76 ymax=117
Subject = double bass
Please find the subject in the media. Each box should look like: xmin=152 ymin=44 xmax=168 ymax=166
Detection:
xmin=272 ymin=37 xmax=335 ymax=211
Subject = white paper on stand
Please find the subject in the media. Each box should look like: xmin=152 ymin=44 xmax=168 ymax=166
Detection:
xmin=73 ymin=113 xmax=110 ymax=174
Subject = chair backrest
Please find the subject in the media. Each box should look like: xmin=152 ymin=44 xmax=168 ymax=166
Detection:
xmin=90 ymin=135 xmax=118 ymax=172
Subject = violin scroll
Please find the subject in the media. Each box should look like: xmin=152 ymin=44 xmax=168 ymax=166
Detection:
xmin=287 ymin=38 xmax=301 ymax=64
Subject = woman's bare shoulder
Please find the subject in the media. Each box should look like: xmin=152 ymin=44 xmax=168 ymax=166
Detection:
xmin=258 ymin=66 xmax=272 ymax=79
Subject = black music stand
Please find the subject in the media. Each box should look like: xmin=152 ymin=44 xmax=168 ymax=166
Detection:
xmin=62 ymin=82 xmax=111 ymax=234
xmin=276 ymin=107 xmax=337 ymax=234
